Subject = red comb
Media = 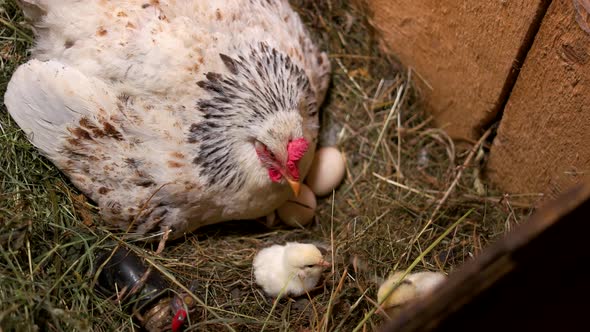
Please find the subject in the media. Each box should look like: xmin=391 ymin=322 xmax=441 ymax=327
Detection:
xmin=287 ymin=138 xmax=309 ymax=161
xmin=286 ymin=138 xmax=309 ymax=180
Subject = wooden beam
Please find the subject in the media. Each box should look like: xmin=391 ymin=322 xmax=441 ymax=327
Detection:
xmin=378 ymin=179 xmax=590 ymax=331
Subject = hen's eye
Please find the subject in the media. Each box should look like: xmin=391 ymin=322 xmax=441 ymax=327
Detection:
xmin=254 ymin=140 xmax=276 ymax=160
xmin=304 ymin=264 xmax=314 ymax=268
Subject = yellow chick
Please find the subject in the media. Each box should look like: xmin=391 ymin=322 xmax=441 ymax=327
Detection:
xmin=253 ymin=242 xmax=330 ymax=298
xmin=377 ymin=271 xmax=446 ymax=318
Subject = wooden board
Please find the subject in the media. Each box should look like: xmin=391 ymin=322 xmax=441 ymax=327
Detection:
xmin=366 ymin=0 xmax=548 ymax=140
xmin=378 ymin=179 xmax=590 ymax=332
xmin=486 ymin=0 xmax=590 ymax=198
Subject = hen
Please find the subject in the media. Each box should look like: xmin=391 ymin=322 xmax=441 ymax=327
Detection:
xmin=5 ymin=0 xmax=331 ymax=240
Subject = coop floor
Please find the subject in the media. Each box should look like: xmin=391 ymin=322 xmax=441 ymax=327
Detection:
xmin=0 ymin=1 xmax=533 ymax=331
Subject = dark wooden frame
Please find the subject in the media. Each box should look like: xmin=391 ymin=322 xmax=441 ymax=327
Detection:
xmin=379 ymin=180 xmax=590 ymax=332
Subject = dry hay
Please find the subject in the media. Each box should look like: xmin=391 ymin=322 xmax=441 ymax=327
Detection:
xmin=0 ymin=0 xmax=534 ymax=331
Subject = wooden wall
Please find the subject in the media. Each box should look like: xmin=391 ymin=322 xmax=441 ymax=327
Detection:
xmin=367 ymin=0 xmax=590 ymax=199
xmin=487 ymin=0 xmax=590 ymax=197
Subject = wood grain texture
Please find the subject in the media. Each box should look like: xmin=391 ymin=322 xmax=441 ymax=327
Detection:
xmin=366 ymin=0 xmax=546 ymax=140
xmin=487 ymin=0 xmax=590 ymax=198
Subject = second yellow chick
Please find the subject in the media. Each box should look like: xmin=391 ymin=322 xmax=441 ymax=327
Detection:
xmin=377 ymin=271 xmax=446 ymax=318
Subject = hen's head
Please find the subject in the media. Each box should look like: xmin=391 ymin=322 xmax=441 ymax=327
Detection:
xmin=254 ymin=125 xmax=310 ymax=196
xmin=193 ymin=43 xmax=319 ymax=194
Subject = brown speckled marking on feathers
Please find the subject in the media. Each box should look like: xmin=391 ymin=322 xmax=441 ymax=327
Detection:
xmin=109 ymin=202 xmax=122 ymax=215
xmin=67 ymin=116 xmax=124 ymax=142
xmin=98 ymin=187 xmax=111 ymax=195
xmin=79 ymin=117 xmax=107 ymax=138
xmin=66 ymin=138 xmax=79 ymax=147
xmin=167 ymin=160 xmax=185 ymax=168
xmin=102 ymin=122 xmax=123 ymax=140
xmin=72 ymin=175 xmax=87 ymax=184
xmin=184 ymin=181 xmax=198 ymax=190
xmin=170 ymin=152 xmax=185 ymax=159
xmin=68 ymin=127 xmax=93 ymax=140
xmin=97 ymin=27 xmax=108 ymax=36
xmin=187 ymin=63 xmax=200 ymax=73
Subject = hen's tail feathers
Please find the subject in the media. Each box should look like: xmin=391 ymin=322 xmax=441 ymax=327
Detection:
xmin=4 ymin=59 xmax=118 ymax=158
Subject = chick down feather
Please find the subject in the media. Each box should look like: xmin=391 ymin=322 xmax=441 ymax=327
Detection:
xmin=253 ymin=242 xmax=329 ymax=298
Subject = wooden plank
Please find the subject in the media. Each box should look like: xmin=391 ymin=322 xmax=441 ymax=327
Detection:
xmin=378 ymin=179 xmax=590 ymax=332
xmin=366 ymin=0 xmax=549 ymax=140
xmin=487 ymin=0 xmax=590 ymax=197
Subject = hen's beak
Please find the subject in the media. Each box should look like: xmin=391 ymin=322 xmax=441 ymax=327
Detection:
xmin=287 ymin=178 xmax=301 ymax=197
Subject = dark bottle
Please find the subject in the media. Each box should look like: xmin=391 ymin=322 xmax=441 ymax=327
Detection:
xmin=94 ymin=246 xmax=175 ymax=331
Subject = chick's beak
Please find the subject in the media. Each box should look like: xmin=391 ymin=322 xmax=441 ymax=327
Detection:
xmin=318 ymin=259 xmax=331 ymax=268
xmin=287 ymin=178 xmax=301 ymax=197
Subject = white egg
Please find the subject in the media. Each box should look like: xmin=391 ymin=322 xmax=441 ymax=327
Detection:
xmin=277 ymin=184 xmax=317 ymax=227
xmin=305 ymin=146 xmax=346 ymax=197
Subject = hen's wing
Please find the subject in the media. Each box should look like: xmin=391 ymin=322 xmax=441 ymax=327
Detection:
xmin=5 ymin=60 xmax=115 ymax=156
xmin=5 ymin=59 xmax=188 ymax=235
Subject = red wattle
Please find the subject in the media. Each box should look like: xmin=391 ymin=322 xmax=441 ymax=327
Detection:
xmin=268 ymin=167 xmax=282 ymax=182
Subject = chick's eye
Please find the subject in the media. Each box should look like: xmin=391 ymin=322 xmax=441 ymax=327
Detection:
xmin=304 ymin=264 xmax=314 ymax=268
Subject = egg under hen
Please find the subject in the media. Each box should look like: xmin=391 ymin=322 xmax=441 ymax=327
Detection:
xmin=5 ymin=0 xmax=331 ymax=239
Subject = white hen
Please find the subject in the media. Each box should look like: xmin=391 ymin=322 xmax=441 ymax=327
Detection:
xmin=4 ymin=0 xmax=331 ymax=240
xmin=253 ymin=242 xmax=330 ymax=298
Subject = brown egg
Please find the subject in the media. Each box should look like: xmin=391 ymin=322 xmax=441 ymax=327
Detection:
xmin=305 ymin=146 xmax=345 ymax=197
xmin=277 ymin=184 xmax=316 ymax=227
xmin=264 ymin=211 xmax=279 ymax=227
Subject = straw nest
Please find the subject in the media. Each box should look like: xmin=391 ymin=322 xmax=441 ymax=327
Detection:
xmin=0 ymin=0 xmax=533 ymax=331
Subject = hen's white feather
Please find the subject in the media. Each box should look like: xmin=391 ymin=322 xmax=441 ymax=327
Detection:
xmin=5 ymin=59 xmax=118 ymax=156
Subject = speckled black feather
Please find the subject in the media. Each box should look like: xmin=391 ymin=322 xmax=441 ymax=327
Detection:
xmin=190 ymin=43 xmax=316 ymax=189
